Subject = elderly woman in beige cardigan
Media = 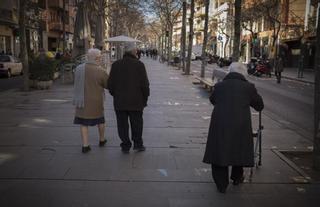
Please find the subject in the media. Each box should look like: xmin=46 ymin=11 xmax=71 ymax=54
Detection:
xmin=73 ymin=48 xmax=109 ymax=153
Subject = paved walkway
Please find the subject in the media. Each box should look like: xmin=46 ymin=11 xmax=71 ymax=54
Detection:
xmin=0 ymin=57 xmax=319 ymax=207
xmin=282 ymin=68 xmax=314 ymax=84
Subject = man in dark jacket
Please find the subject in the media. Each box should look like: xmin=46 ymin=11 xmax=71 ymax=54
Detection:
xmin=107 ymin=42 xmax=150 ymax=153
xmin=274 ymin=56 xmax=284 ymax=84
xmin=203 ymin=62 xmax=264 ymax=193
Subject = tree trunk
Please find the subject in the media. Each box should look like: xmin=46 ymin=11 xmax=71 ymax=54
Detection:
xmin=200 ymin=0 xmax=209 ymax=78
xmin=62 ymin=0 xmax=66 ymax=53
xmin=224 ymin=36 xmax=229 ymax=58
xmin=180 ymin=1 xmax=187 ymax=72
xmin=95 ymin=0 xmax=106 ymax=50
xmin=167 ymin=25 xmax=173 ymax=65
xmin=185 ymin=0 xmax=195 ymax=75
xmin=72 ymin=1 xmax=91 ymax=57
xmin=313 ymin=0 xmax=320 ymax=170
xmin=19 ymin=0 xmax=29 ymax=91
xmin=233 ymin=0 xmax=242 ymax=61
xmin=161 ymin=32 xmax=164 ymax=58
xmin=164 ymin=30 xmax=168 ymax=61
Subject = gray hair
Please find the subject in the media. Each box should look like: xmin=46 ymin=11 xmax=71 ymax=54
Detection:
xmin=124 ymin=42 xmax=136 ymax=53
xmin=228 ymin=62 xmax=247 ymax=76
xmin=86 ymin=48 xmax=101 ymax=62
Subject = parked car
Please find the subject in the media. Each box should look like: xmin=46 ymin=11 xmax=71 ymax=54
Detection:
xmin=0 ymin=55 xmax=23 ymax=78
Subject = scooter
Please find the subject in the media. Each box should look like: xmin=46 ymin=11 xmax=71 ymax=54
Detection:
xmin=247 ymin=58 xmax=271 ymax=77
xmin=255 ymin=59 xmax=272 ymax=77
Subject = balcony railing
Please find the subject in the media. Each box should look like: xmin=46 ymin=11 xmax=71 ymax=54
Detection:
xmin=49 ymin=22 xmax=73 ymax=33
xmin=0 ymin=9 xmax=15 ymax=24
xmin=48 ymin=0 xmax=68 ymax=10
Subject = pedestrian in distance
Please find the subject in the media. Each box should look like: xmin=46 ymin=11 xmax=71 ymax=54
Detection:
xmin=203 ymin=62 xmax=264 ymax=194
xmin=274 ymin=56 xmax=284 ymax=84
xmin=107 ymin=42 xmax=150 ymax=153
xmin=73 ymin=48 xmax=109 ymax=153
xmin=137 ymin=49 xmax=142 ymax=59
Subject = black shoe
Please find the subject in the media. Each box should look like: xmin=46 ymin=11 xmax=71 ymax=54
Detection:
xmin=121 ymin=148 xmax=130 ymax=154
xmin=133 ymin=145 xmax=146 ymax=152
xmin=232 ymin=177 xmax=245 ymax=185
xmin=99 ymin=139 xmax=107 ymax=147
xmin=217 ymin=187 xmax=226 ymax=194
xmin=82 ymin=146 xmax=91 ymax=153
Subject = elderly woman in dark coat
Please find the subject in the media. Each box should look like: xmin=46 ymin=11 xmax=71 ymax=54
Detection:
xmin=203 ymin=62 xmax=264 ymax=193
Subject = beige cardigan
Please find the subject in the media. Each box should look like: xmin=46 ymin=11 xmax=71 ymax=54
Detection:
xmin=75 ymin=63 xmax=109 ymax=119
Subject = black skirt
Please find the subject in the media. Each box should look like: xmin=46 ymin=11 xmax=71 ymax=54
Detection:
xmin=74 ymin=117 xmax=105 ymax=126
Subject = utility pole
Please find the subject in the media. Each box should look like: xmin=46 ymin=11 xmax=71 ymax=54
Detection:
xmin=200 ymin=0 xmax=209 ymax=78
xmin=185 ymin=0 xmax=195 ymax=75
xmin=313 ymin=0 xmax=320 ymax=170
xmin=180 ymin=0 xmax=187 ymax=72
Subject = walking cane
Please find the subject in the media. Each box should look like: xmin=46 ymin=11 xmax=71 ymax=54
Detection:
xmin=249 ymin=111 xmax=263 ymax=181
xmin=258 ymin=111 xmax=263 ymax=166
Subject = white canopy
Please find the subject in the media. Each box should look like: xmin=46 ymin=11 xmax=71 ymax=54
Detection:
xmin=106 ymin=35 xmax=141 ymax=43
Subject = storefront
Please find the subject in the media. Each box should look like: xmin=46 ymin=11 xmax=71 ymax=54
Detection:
xmin=0 ymin=25 xmax=15 ymax=55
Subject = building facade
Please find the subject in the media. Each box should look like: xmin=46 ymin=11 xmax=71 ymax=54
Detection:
xmin=241 ymin=0 xmax=319 ymax=68
xmin=0 ymin=0 xmax=77 ymax=57
xmin=0 ymin=0 xmax=20 ymax=56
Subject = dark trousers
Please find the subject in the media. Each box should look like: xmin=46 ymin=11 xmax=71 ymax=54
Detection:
xmin=211 ymin=164 xmax=243 ymax=190
xmin=115 ymin=110 xmax=143 ymax=150
xmin=275 ymin=71 xmax=282 ymax=83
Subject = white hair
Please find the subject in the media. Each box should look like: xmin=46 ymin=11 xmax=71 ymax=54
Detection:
xmin=86 ymin=48 xmax=101 ymax=62
xmin=228 ymin=62 xmax=247 ymax=76
xmin=124 ymin=42 xmax=136 ymax=53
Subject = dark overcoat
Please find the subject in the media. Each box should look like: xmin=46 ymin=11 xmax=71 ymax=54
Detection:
xmin=203 ymin=72 xmax=264 ymax=167
xmin=274 ymin=58 xmax=284 ymax=72
xmin=107 ymin=53 xmax=150 ymax=111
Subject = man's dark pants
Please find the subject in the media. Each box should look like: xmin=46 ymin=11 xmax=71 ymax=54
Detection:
xmin=211 ymin=164 xmax=244 ymax=191
xmin=275 ymin=71 xmax=282 ymax=83
xmin=115 ymin=110 xmax=143 ymax=150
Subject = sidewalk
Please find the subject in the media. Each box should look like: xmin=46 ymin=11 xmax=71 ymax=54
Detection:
xmin=282 ymin=67 xmax=315 ymax=84
xmin=0 ymin=57 xmax=319 ymax=207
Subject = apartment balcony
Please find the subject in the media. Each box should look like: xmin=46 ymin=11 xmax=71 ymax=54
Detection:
xmin=48 ymin=0 xmax=68 ymax=10
xmin=0 ymin=8 xmax=17 ymax=25
xmin=49 ymin=22 xmax=72 ymax=33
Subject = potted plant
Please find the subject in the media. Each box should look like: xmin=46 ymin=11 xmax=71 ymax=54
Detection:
xmin=29 ymin=54 xmax=55 ymax=89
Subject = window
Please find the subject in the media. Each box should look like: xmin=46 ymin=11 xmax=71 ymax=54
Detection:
xmin=0 ymin=55 xmax=11 ymax=62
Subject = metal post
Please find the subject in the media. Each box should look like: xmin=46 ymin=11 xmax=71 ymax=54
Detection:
xmin=259 ymin=111 xmax=262 ymax=166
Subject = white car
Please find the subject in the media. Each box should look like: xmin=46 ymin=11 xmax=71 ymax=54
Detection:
xmin=0 ymin=55 xmax=23 ymax=78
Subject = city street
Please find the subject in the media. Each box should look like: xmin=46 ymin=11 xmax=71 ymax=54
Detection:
xmin=0 ymin=57 xmax=318 ymax=207
xmin=191 ymin=61 xmax=314 ymax=140
xmin=0 ymin=76 xmax=23 ymax=92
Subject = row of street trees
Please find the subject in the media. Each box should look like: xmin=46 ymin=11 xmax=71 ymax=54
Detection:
xmin=147 ymin=0 xmax=242 ymax=76
xmin=18 ymin=0 xmax=146 ymax=91
xmin=147 ymin=0 xmax=320 ymax=170
xmin=73 ymin=0 xmax=146 ymax=56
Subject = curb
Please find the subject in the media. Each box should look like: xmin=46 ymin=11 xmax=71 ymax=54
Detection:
xmin=282 ymin=75 xmax=314 ymax=85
